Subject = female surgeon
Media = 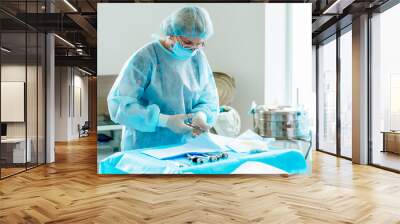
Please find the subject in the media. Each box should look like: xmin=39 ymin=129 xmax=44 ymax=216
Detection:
xmin=107 ymin=6 xmax=219 ymax=151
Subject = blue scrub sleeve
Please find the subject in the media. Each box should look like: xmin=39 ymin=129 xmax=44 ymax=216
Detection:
xmin=108 ymin=54 xmax=161 ymax=132
xmin=191 ymin=71 xmax=219 ymax=126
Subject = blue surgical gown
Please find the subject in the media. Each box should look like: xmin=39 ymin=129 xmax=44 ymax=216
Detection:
xmin=107 ymin=40 xmax=219 ymax=151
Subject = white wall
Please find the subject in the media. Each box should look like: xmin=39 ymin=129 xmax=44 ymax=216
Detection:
xmin=72 ymin=74 xmax=89 ymax=138
xmin=1 ymin=63 xmax=47 ymax=163
xmin=265 ymin=5 xmax=288 ymax=106
xmin=265 ymin=4 xmax=312 ymax=108
xmin=1 ymin=65 xmax=39 ymax=138
xmin=290 ymin=4 xmax=313 ymax=152
xmin=54 ymin=67 xmax=89 ymax=141
xmin=291 ymin=4 xmax=312 ymax=110
xmin=55 ymin=67 xmax=68 ymax=141
xmin=98 ymin=3 xmax=311 ymax=132
xmin=204 ymin=4 xmax=265 ymax=131
xmin=97 ymin=76 xmax=116 ymax=117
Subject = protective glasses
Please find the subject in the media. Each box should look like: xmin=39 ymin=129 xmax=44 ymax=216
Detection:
xmin=177 ymin=37 xmax=205 ymax=50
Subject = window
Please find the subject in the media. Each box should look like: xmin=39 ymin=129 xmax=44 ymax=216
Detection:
xmin=370 ymin=3 xmax=400 ymax=171
xmin=0 ymin=1 xmax=47 ymax=179
xmin=317 ymin=37 xmax=337 ymax=154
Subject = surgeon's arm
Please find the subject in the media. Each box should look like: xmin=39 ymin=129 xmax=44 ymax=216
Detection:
xmin=191 ymin=71 xmax=220 ymax=126
xmin=107 ymin=54 xmax=160 ymax=132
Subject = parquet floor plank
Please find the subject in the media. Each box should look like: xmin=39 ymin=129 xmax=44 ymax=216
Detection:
xmin=0 ymin=136 xmax=399 ymax=223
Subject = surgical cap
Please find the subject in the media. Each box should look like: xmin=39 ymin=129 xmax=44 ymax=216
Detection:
xmin=161 ymin=6 xmax=214 ymax=39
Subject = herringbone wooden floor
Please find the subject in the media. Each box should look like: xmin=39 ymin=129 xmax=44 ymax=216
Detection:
xmin=1 ymin=135 xmax=400 ymax=224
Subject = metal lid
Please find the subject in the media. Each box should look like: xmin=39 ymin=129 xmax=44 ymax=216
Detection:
xmin=253 ymin=107 xmax=304 ymax=122
xmin=213 ymin=72 xmax=236 ymax=106
xmin=254 ymin=105 xmax=270 ymax=113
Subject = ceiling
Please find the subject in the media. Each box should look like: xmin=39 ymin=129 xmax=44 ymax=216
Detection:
xmin=0 ymin=0 xmax=396 ymax=75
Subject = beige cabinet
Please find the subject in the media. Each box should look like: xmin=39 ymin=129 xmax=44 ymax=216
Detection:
xmin=382 ymin=132 xmax=400 ymax=154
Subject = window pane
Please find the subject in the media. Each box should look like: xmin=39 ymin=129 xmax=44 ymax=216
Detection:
xmin=1 ymin=31 xmax=27 ymax=177
xmin=0 ymin=0 xmax=46 ymax=179
xmin=340 ymin=30 xmax=352 ymax=158
xmin=318 ymin=38 xmax=337 ymax=154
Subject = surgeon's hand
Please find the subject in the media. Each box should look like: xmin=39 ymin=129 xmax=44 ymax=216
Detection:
xmin=191 ymin=127 xmax=204 ymax=137
xmin=191 ymin=112 xmax=210 ymax=132
xmin=165 ymin=114 xmax=193 ymax=134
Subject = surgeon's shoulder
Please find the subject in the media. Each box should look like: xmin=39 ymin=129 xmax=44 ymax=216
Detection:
xmin=127 ymin=42 xmax=157 ymax=65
